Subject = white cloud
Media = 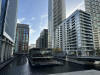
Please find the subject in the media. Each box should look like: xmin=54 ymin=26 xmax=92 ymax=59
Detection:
xmin=66 ymin=1 xmax=85 ymax=18
xmin=24 ymin=22 xmax=38 ymax=45
xmin=39 ymin=14 xmax=48 ymax=31
xmin=17 ymin=18 xmax=26 ymax=23
xmin=30 ymin=27 xmax=35 ymax=35
xmin=31 ymin=17 xmax=35 ymax=21
xmin=40 ymin=24 xmax=48 ymax=31
xmin=28 ymin=14 xmax=48 ymax=45
xmin=41 ymin=14 xmax=48 ymax=19
xmin=29 ymin=26 xmax=36 ymax=45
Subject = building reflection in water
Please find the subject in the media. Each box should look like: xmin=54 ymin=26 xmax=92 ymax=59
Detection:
xmin=16 ymin=55 xmax=27 ymax=66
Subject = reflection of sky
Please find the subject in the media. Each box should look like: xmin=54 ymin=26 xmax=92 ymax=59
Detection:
xmin=18 ymin=0 xmax=84 ymax=45
xmin=0 ymin=0 xmax=7 ymax=34
xmin=1 ymin=0 xmax=7 ymax=17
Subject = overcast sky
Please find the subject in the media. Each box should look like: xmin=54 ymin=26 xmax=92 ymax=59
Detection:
xmin=17 ymin=0 xmax=85 ymax=45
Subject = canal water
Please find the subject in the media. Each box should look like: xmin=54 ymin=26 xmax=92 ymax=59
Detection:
xmin=0 ymin=55 xmax=100 ymax=75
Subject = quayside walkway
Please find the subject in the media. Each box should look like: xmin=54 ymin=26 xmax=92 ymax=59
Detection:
xmin=67 ymin=56 xmax=100 ymax=61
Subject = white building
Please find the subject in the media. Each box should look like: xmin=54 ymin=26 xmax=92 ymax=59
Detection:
xmin=55 ymin=10 xmax=94 ymax=56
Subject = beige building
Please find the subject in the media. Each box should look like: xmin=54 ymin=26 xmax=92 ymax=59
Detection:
xmin=85 ymin=0 xmax=100 ymax=50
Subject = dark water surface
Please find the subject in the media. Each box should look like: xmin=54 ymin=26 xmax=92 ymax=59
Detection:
xmin=0 ymin=55 xmax=100 ymax=75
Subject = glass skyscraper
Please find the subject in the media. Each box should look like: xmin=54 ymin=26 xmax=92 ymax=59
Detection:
xmin=48 ymin=0 xmax=66 ymax=48
xmin=0 ymin=0 xmax=17 ymax=62
xmin=15 ymin=24 xmax=29 ymax=53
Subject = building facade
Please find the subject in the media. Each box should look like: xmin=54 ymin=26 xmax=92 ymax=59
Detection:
xmin=0 ymin=0 xmax=17 ymax=62
xmin=85 ymin=0 xmax=100 ymax=50
xmin=55 ymin=10 xmax=94 ymax=56
xmin=15 ymin=24 xmax=29 ymax=53
xmin=29 ymin=44 xmax=36 ymax=49
xmin=36 ymin=37 xmax=41 ymax=48
xmin=48 ymin=0 xmax=66 ymax=48
xmin=36 ymin=29 xmax=48 ymax=48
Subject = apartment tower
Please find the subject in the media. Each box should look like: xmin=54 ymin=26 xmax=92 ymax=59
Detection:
xmin=55 ymin=10 xmax=94 ymax=56
xmin=48 ymin=0 xmax=66 ymax=48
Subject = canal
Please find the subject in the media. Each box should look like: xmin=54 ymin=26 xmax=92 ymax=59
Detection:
xmin=0 ymin=55 xmax=100 ymax=75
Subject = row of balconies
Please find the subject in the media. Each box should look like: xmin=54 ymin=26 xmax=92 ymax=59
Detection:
xmin=81 ymin=25 xmax=92 ymax=30
xmin=80 ymin=13 xmax=90 ymax=18
xmin=81 ymin=32 xmax=93 ymax=35
xmin=80 ymin=16 xmax=91 ymax=21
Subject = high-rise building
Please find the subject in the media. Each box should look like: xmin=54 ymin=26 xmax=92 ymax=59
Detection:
xmin=36 ymin=29 xmax=48 ymax=48
xmin=55 ymin=10 xmax=94 ymax=56
xmin=0 ymin=0 xmax=18 ymax=62
xmin=15 ymin=24 xmax=29 ymax=53
xmin=85 ymin=0 xmax=100 ymax=50
xmin=55 ymin=19 xmax=66 ymax=51
xmin=48 ymin=0 xmax=66 ymax=48
xmin=36 ymin=37 xmax=41 ymax=48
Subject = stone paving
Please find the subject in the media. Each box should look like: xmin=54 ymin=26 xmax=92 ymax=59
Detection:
xmin=50 ymin=70 xmax=100 ymax=75
xmin=0 ymin=57 xmax=15 ymax=70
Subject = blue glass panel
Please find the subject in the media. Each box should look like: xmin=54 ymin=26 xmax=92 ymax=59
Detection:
xmin=0 ymin=0 xmax=7 ymax=35
xmin=4 ymin=0 xmax=17 ymax=42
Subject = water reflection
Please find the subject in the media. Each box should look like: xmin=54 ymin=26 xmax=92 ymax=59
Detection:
xmin=16 ymin=55 xmax=27 ymax=66
xmin=29 ymin=61 xmax=91 ymax=74
xmin=0 ymin=56 xmax=100 ymax=75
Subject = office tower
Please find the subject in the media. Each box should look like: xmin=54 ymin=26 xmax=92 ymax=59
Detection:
xmin=36 ymin=29 xmax=48 ymax=48
xmin=0 ymin=0 xmax=18 ymax=62
xmin=15 ymin=24 xmax=29 ymax=53
xmin=48 ymin=0 xmax=66 ymax=48
xmin=40 ymin=29 xmax=48 ymax=48
xmin=36 ymin=37 xmax=41 ymax=48
xmin=55 ymin=10 xmax=94 ymax=56
xmin=85 ymin=0 xmax=100 ymax=50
